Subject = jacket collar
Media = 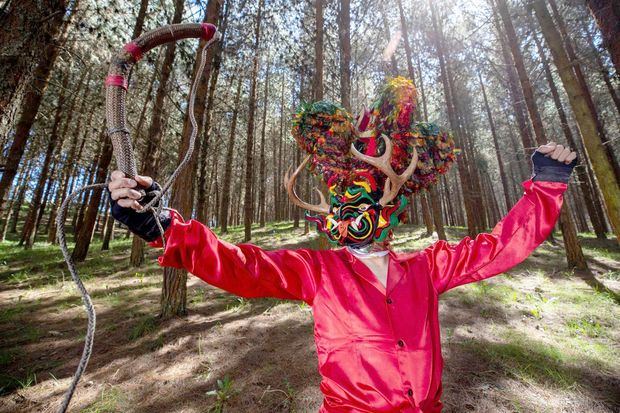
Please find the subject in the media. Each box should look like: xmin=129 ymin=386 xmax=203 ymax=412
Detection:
xmin=339 ymin=247 xmax=413 ymax=295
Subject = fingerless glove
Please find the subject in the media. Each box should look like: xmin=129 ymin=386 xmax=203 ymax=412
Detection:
xmin=531 ymin=151 xmax=577 ymax=184
xmin=109 ymin=181 xmax=172 ymax=242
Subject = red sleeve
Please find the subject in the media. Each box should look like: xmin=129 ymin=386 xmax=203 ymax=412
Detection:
xmin=424 ymin=179 xmax=566 ymax=294
xmin=149 ymin=211 xmax=322 ymax=303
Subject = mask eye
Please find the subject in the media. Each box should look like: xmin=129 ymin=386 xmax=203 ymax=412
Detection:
xmin=358 ymin=204 xmax=369 ymax=212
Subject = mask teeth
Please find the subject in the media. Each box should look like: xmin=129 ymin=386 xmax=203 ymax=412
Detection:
xmin=350 ymin=213 xmax=364 ymax=231
xmin=328 ymin=217 xmax=340 ymax=228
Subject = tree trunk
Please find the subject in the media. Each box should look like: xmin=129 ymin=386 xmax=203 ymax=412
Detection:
xmin=275 ymin=78 xmax=286 ymax=221
xmin=586 ymin=0 xmax=620 ymax=74
xmin=428 ymin=0 xmax=479 ymax=237
xmin=72 ymin=139 xmax=113 ymax=262
xmin=498 ymin=2 xmax=584 ymax=259
xmin=428 ymin=187 xmax=446 ymax=240
xmin=582 ymin=20 xmax=620 ymax=116
xmin=379 ymin=1 xmax=398 ymax=76
xmin=491 ymin=4 xmax=536 ymax=152
xmin=338 ymin=0 xmax=351 ymax=111
xmin=0 ymin=14 xmax=70 ymax=213
xmin=0 ymin=0 xmax=68 ymax=125
xmin=130 ymin=0 xmax=184 ymax=267
xmin=478 ymin=71 xmax=511 ymax=211
xmin=19 ymin=74 xmax=69 ymax=248
xmin=197 ymin=1 xmax=228 ymax=224
xmin=258 ymin=59 xmax=270 ymax=228
xmin=161 ymin=0 xmax=222 ymax=318
xmin=495 ymin=0 xmax=546 ymax=147
xmin=396 ymin=0 xmax=418 ymax=103
xmin=420 ymin=192 xmax=434 ymax=236
xmin=34 ymin=162 xmax=58 ymax=235
xmin=7 ymin=160 xmax=34 ymax=235
xmin=558 ymin=203 xmax=588 ymax=270
xmin=534 ymin=1 xmax=620 ymax=242
xmin=219 ymin=78 xmax=243 ymax=233
xmin=243 ymin=0 xmax=264 ymax=242
xmin=548 ymin=0 xmax=620 ymax=184
xmin=530 ymin=22 xmax=608 ymax=239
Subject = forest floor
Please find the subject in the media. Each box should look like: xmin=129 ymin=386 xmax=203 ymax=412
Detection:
xmin=0 ymin=223 xmax=619 ymax=413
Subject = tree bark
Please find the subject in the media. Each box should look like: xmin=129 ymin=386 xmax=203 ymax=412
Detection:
xmin=558 ymin=202 xmax=588 ymax=270
xmin=548 ymin=0 xmax=620 ymax=184
xmin=495 ymin=0 xmax=546 ymax=147
xmin=19 ymin=74 xmax=69 ymax=248
xmin=582 ymin=20 xmax=620 ymax=116
xmin=530 ymin=22 xmax=608 ymax=239
xmin=396 ymin=0 xmax=416 ymax=84
xmin=219 ymin=78 xmax=243 ymax=233
xmin=420 ymin=192 xmax=434 ymax=236
xmin=161 ymin=0 xmax=222 ymax=318
xmin=428 ymin=187 xmax=446 ymax=240
xmin=0 ymin=159 xmax=32 ymax=241
xmin=197 ymin=0 xmax=229 ymax=224
xmin=72 ymin=139 xmax=113 ymax=262
xmin=46 ymin=71 xmax=90 ymax=243
xmin=130 ymin=0 xmax=184 ymax=267
xmin=0 ymin=0 xmax=69 ymax=125
xmin=428 ymin=0 xmax=479 ymax=237
xmin=0 ymin=9 xmax=70 ymax=213
xmin=478 ymin=71 xmax=511 ymax=211
xmin=491 ymin=3 xmax=536 ymax=153
xmin=534 ymin=1 xmax=620 ymax=242
xmin=258 ymin=59 xmax=270 ymax=228
xmin=378 ymin=1 xmax=398 ymax=76
xmin=586 ymin=0 xmax=620 ymax=74
xmin=338 ymin=0 xmax=351 ymax=111
xmin=243 ymin=0 xmax=264 ymax=242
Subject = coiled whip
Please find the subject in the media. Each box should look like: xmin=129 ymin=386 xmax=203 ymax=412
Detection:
xmin=56 ymin=23 xmax=220 ymax=412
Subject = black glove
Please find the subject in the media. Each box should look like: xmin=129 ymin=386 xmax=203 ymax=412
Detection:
xmin=109 ymin=180 xmax=172 ymax=242
xmin=531 ymin=150 xmax=577 ymax=184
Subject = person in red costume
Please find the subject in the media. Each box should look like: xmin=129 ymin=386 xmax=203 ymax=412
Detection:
xmin=108 ymin=79 xmax=577 ymax=412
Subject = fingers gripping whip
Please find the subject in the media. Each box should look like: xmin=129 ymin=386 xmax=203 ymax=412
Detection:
xmin=56 ymin=23 xmax=220 ymax=413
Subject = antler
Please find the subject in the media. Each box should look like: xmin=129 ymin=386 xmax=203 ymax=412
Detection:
xmin=284 ymin=155 xmax=331 ymax=215
xmin=350 ymin=135 xmax=418 ymax=206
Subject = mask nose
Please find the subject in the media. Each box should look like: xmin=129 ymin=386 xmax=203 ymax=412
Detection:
xmin=338 ymin=219 xmax=351 ymax=237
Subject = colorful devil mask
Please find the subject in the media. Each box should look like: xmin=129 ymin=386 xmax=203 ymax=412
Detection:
xmin=286 ymin=77 xmax=459 ymax=247
xmin=305 ymin=172 xmax=409 ymax=247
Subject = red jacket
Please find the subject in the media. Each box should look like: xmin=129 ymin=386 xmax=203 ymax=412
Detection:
xmin=150 ymin=179 xmax=566 ymax=412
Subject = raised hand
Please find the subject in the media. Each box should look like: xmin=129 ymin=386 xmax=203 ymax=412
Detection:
xmin=535 ymin=142 xmax=577 ymax=164
xmin=531 ymin=142 xmax=578 ymax=184
xmin=108 ymin=170 xmax=154 ymax=211
xmin=107 ymin=171 xmax=169 ymax=242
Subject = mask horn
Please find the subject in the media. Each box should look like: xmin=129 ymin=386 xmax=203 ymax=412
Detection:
xmin=350 ymin=135 xmax=418 ymax=206
xmin=284 ymin=155 xmax=331 ymax=214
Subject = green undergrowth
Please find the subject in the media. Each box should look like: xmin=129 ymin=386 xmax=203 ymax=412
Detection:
xmin=0 ymin=223 xmax=618 ymax=408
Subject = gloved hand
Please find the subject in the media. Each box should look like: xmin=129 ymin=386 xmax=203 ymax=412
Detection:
xmin=107 ymin=170 xmax=172 ymax=242
xmin=531 ymin=142 xmax=578 ymax=184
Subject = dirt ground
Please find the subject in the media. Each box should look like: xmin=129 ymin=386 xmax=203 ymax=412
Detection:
xmin=0 ymin=223 xmax=619 ymax=412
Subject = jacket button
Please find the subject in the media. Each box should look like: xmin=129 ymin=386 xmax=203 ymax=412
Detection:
xmin=407 ymin=388 xmax=413 ymax=397
xmin=397 ymin=339 xmax=405 ymax=347
xmin=386 ymin=298 xmax=393 ymax=304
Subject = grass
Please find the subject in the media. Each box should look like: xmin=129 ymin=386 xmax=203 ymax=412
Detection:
xmin=83 ymin=386 xmax=126 ymax=413
xmin=129 ymin=315 xmax=158 ymax=341
xmin=460 ymin=332 xmax=577 ymax=389
xmin=206 ymin=376 xmax=236 ymax=413
xmin=0 ymin=370 xmax=37 ymax=396
xmin=565 ymin=316 xmax=604 ymax=338
xmin=0 ymin=301 xmax=27 ymax=323
xmin=226 ymin=297 xmax=250 ymax=312
xmin=0 ymin=223 xmax=618 ymax=411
